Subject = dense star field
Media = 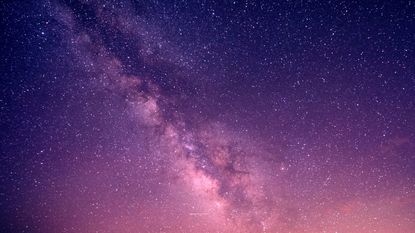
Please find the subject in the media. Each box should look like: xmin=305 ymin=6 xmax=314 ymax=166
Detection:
xmin=1 ymin=0 xmax=414 ymax=232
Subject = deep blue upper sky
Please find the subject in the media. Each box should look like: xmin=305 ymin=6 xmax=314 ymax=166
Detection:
xmin=1 ymin=1 xmax=414 ymax=232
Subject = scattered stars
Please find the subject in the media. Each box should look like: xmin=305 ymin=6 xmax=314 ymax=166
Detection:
xmin=1 ymin=0 xmax=414 ymax=233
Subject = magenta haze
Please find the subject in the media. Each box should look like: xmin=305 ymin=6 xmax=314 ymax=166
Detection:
xmin=1 ymin=1 xmax=414 ymax=232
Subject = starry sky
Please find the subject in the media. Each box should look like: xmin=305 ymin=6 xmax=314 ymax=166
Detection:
xmin=1 ymin=0 xmax=415 ymax=232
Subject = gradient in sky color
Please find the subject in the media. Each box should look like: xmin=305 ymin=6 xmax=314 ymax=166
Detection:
xmin=1 ymin=1 xmax=414 ymax=233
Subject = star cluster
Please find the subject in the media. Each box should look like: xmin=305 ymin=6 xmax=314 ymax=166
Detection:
xmin=1 ymin=1 xmax=414 ymax=233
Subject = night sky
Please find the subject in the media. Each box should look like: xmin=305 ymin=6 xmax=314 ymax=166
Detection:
xmin=1 ymin=0 xmax=415 ymax=232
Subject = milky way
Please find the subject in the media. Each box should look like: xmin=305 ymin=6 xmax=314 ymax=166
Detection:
xmin=1 ymin=1 xmax=415 ymax=233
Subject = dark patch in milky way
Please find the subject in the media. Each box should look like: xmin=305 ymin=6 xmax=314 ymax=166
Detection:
xmin=53 ymin=2 xmax=284 ymax=231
